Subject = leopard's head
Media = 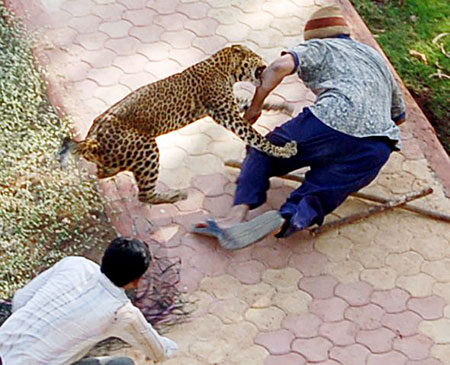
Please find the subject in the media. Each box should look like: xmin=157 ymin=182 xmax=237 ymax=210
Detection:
xmin=229 ymin=45 xmax=266 ymax=86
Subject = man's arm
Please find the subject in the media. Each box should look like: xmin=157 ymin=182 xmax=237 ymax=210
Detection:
xmin=244 ymin=53 xmax=297 ymax=124
xmin=114 ymin=303 xmax=178 ymax=363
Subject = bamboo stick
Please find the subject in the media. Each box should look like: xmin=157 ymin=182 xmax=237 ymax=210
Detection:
xmin=310 ymin=188 xmax=433 ymax=236
xmin=225 ymin=160 xmax=450 ymax=224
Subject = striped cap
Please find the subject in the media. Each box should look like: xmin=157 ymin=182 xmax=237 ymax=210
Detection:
xmin=304 ymin=5 xmax=350 ymax=40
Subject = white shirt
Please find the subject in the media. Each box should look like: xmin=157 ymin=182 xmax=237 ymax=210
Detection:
xmin=0 ymin=257 xmax=177 ymax=365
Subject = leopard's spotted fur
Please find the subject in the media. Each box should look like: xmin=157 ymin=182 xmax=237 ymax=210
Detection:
xmin=64 ymin=45 xmax=297 ymax=204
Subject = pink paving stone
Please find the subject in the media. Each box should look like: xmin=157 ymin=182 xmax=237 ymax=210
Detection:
xmin=67 ymin=15 xmax=102 ymax=34
xmin=188 ymin=249 xmax=230 ymax=276
xmin=160 ymin=29 xmax=196 ymax=49
xmin=264 ymin=353 xmax=306 ymax=365
xmin=393 ymin=334 xmax=434 ymax=361
xmin=329 ymin=344 xmax=370 ymax=365
xmin=356 ymin=327 xmax=396 ymax=353
xmin=64 ymin=62 xmax=91 ymax=83
xmin=367 ymin=351 xmax=408 ymax=365
xmin=105 ymin=37 xmax=140 ymax=55
xmin=251 ymin=244 xmax=291 ymax=269
xmin=401 ymin=139 xmax=425 ymax=160
xmin=309 ymin=297 xmax=349 ymax=322
xmin=169 ymin=48 xmax=206 ymax=68
xmin=335 ymin=281 xmax=373 ymax=306
xmin=203 ymin=195 xmax=233 ymax=217
xmin=173 ymin=209 xmax=210 ymax=231
xmin=176 ymin=2 xmax=210 ymax=20
xmin=147 ymin=203 xmax=178 ymax=226
xmin=407 ymin=359 xmax=444 ymax=365
xmin=60 ymin=0 xmax=92 ymax=17
xmin=291 ymin=337 xmax=333 ymax=362
xmin=147 ymin=0 xmax=178 ymax=15
xmin=119 ymin=0 xmax=146 ymax=10
xmin=298 ymin=275 xmax=338 ymax=299
xmin=44 ymin=27 xmax=78 ymax=48
xmin=178 ymin=266 xmax=204 ymax=293
xmin=153 ymin=13 xmax=188 ymax=31
xmin=371 ymin=288 xmax=410 ymax=313
xmin=120 ymin=72 xmax=157 ymax=91
xmin=133 ymin=215 xmax=154 ymax=238
xmin=289 ymin=251 xmax=328 ymax=277
xmin=254 ymin=329 xmax=295 ymax=355
xmin=123 ymin=8 xmax=157 ymax=26
xmin=80 ymin=49 xmax=117 ymax=68
xmin=282 ymin=313 xmax=322 ymax=338
xmin=150 ymin=225 xmax=184 ymax=248
xmin=76 ymin=32 xmax=109 ymax=51
xmin=407 ymin=295 xmax=446 ymax=320
xmin=319 ymin=320 xmax=358 ymax=346
xmin=344 ymin=304 xmax=385 ymax=330
xmin=315 ymin=361 xmax=340 ymax=365
xmin=113 ymin=54 xmax=149 ymax=74
xmin=381 ymin=311 xmax=423 ymax=337
xmin=92 ymin=3 xmax=126 ymax=22
xmin=226 ymin=260 xmax=265 ymax=284
xmin=72 ymin=79 xmax=98 ymax=100
xmin=94 ymin=84 xmax=131 ymax=105
xmin=192 ymin=35 xmax=228 ymax=55
xmin=99 ymin=20 xmax=132 ymax=39
xmin=191 ymin=174 xmax=229 ymax=197
xmin=184 ymin=18 xmax=219 ymax=37
xmin=129 ymin=25 xmax=164 ymax=44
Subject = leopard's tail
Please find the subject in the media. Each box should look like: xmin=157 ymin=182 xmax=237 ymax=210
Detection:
xmin=57 ymin=137 xmax=99 ymax=168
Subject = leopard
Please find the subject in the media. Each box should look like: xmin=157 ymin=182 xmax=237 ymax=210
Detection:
xmin=59 ymin=45 xmax=297 ymax=205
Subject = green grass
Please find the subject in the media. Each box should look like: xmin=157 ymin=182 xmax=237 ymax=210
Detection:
xmin=352 ymin=0 xmax=450 ymax=153
xmin=0 ymin=2 xmax=114 ymax=298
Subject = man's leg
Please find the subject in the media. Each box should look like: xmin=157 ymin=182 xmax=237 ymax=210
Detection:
xmin=277 ymin=136 xmax=393 ymax=237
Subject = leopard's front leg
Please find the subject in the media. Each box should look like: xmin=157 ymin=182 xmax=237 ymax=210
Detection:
xmin=210 ymin=103 xmax=297 ymax=158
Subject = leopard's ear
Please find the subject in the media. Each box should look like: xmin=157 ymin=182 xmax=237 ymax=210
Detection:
xmin=231 ymin=44 xmax=245 ymax=54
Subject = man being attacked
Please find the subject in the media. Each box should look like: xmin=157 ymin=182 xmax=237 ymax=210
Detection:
xmin=193 ymin=5 xmax=406 ymax=249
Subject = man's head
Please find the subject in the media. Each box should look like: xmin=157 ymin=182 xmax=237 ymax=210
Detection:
xmin=101 ymin=237 xmax=151 ymax=287
xmin=304 ymin=5 xmax=350 ymax=41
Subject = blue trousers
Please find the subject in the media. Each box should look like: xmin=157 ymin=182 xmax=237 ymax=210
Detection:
xmin=234 ymin=108 xmax=393 ymax=237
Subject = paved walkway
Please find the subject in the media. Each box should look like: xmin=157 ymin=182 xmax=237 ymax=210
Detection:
xmin=7 ymin=0 xmax=450 ymax=364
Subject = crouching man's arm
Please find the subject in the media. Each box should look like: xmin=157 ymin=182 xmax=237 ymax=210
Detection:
xmin=114 ymin=302 xmax=178 ymax=363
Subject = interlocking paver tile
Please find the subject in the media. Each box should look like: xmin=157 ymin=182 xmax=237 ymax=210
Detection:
xmin=299 ymin=275 xmax=338 ymax=299
xmin=291 ymin=337 xmax=333 ymax=362
xmin=371 ymin=288 xmax=410 ymax=313
xmin=367 ymin=351 xmax=409 ymax=365
xmin=394 ymin=334 xmax=434 ymax=361
xmin=254 ymin=328 xmax=294 ymax=355
xmin=408 ymin=296 xmax=446 ymax=320
xmin=309 ymin=297 xmax=348 ymax=322
xmin=356 ymin=327 xmax=396 ymax=353
xmin=264 ymin=353 xmax=307 ymax=365
xmin=397 ymin=273 xmax=436 ymax=297
xmin=329 ymin=343 xmax=370 ymax=365
xmin=345 ymin=303 xmax=384 ymax=330
xmin=245 ymin=306 xmax=286 ymax=331
xmin=382 ymin=311 xmax=423 ymax=337
xmin=319 ymin=320 xmax=358 ymax=346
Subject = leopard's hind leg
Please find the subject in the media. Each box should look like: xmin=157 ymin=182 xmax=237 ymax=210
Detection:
xmin=131 ymin=137 xmax=187 ymax=204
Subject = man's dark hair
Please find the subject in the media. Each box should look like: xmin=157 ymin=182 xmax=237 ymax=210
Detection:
xmin=101 ymin=237 xmax=151 ymax=287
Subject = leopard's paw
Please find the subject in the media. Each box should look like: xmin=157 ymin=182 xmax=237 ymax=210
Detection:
xmin=277 ymin=141 xmax=298 ymax=158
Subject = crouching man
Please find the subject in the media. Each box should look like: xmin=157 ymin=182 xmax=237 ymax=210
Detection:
xmin=0 ymin=237 xmax=177 ymax=364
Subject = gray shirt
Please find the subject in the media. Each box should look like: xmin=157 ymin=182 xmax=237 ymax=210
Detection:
xmin=287 ymin=37 xmax=405 ymax=148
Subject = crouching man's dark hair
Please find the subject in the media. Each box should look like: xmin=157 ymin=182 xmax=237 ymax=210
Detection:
xmin=101 ymin=237 xmax=151 ymax=287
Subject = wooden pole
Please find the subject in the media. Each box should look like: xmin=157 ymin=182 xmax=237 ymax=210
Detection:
xmin=310 ymin=188 xmax=433 ymax=236
xmin=225 ymin=160 xmax=450 ymax=224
